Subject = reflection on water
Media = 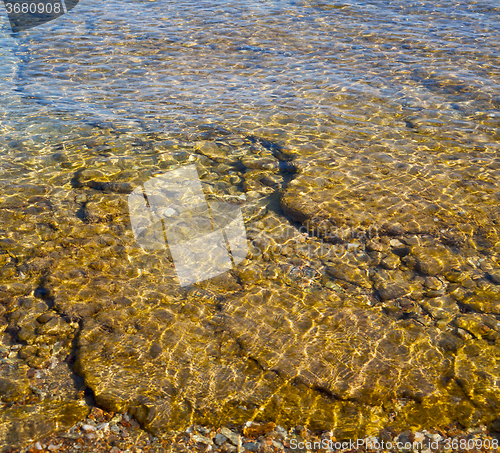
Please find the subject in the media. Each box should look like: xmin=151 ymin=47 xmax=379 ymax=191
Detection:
xmin=0 ymin=0 xmax=500 ymax=446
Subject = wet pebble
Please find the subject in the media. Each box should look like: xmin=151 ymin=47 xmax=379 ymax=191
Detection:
xmin=214 ymin=433 xmax=227 ymax=445
xmin=220 ymin=427 xmax=240 ymax=445
xmin=380 ymin=254 xmax=400 ymax=270
xmin=192 ymin=434 xmax=213 ymax=445
xmin=378 ymin=283 xmax=409 ymax=301
xmin=242 ymin=441 xmax=260 ymax=451
xmin=81 ymin=424 xmax=96 ymax=433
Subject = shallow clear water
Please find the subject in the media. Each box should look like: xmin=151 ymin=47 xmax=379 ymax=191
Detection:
xmin=1 ymin=0 xmax=500 ymax=443
xmin=1 ymin=0 xmax=499 ymax=142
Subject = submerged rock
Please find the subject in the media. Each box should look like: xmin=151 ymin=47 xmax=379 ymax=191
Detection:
xmin=1 ymin=131 xmax=500 ymax=447
xmin=0 ymin=401 xmax=89 ymax=449
xmin=280 ymin=161 xmax=500 ymax=253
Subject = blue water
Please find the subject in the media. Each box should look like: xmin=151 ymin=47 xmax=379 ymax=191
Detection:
xmin=0 ymin=0 xmax=499 ymax=150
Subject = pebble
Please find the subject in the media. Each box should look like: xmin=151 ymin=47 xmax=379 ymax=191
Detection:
xmin=60 ymin=433 xmax=81 ymax=439
xmin=214 ymin=433 xmax=227 ymax=445
xmin=109 ymin=414 xmax=123 ymax=425
xmin=192 ymin=434 xmax=213 ymax=445
xmin=424 ymin=277 xmax=443 ymax=290
xmin=96 ymin=422 xmax=109 ymax=431
xmin=220 ymin=427 xmax=240 ymax=445
xmin=427 ymin=433 xmax=442 ymax=442
xmin=366 ymin=240 xmax=384 ymax=252
xmin=381 ymin=254 xmax=400 ymax=270
xmin=385 ymin=223 xmax=404 ymax=236
xmin=414 ymin=431 xmax=425 ymax=442
xmin=81 ymin=424 xmax=96 ymax=433
xmin=378 ymin=283 xmax=409 ymax=301
xmin=242 ymin=441 xmax=260 ymax=452
xmin=272 ymin=440 xmax=285 ymax=449
xmin=275 ymin=426 xmax=287 ymax=436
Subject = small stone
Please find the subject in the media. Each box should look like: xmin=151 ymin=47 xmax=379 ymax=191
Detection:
xmin=89 ymin=407 xmax=105 ymax=421
xmin=60 ymin=433 xmax=81 ymax=440
xmin=36 ymin=313 xmax=54 ymax=324
xmin=412 ymin=246 xmax=461 ymax=277
xmin=161 ymin=207 xmax=176 ymax=217
xmin=397 ymin=430 xmax=413 ymax=444
xmin=19 ymin=346 xmax=38 ymax=360
xmin=34 ymin=442 xmax=43 ymax=450
xmin=192 ymin=434 xmax=212 ymax=445
xmin=220 ymin=427 xmax=240 ymax=445
xmin=326 ymin=262 xmax=371 ymax=288
xmin=214 ymin=433 xmax=227 ymax=446
xmin=381 ymin=254 xmax=400 ymax=270
xmin=17 ymin=327 xmax=36 ymax=344
xmin=109 ymin=414 xmax=123 ymax=425
xmin=81 ymin=424 xmax=96 ymax=433
xmin=366 ymin=240 xmax=383 ymax=252
xmin=198 ymin=426 xmax=210 ymax=435
xmin=96 ymin=422 xmax=109 ymax=432
xmin=272 ymin=440 xmax=284 ymax=450
xmin=243 ymin=422 xmax=276 ymax=438
xmin=274 ymin=426 xmax=287 ymax=436
xmin=294 ymin=425 xmax=307 ymax=436
xmin=427 ymin=433 xmax=442 ymax=442
xmin=385 ymin=223 xmax=404 ymax=236
xmin=414 ymin=432 xmax=425 ymax=443
xmin=242 ymin=441 xmax=260 ymax=452
xmin=120 ymin=419 xmax=131 ymax=428
xmin=36 ymin=345 xmax=52 ymax=358
xmin=35 ymin=317 xmax=72 ymax=337
xmin=456 ymin=328 xmax=472 ymax=340
xmin=378 ymin=283 xmax=409 ymax=301
xmin=436 ymin=320 xmax=448 ymax=330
